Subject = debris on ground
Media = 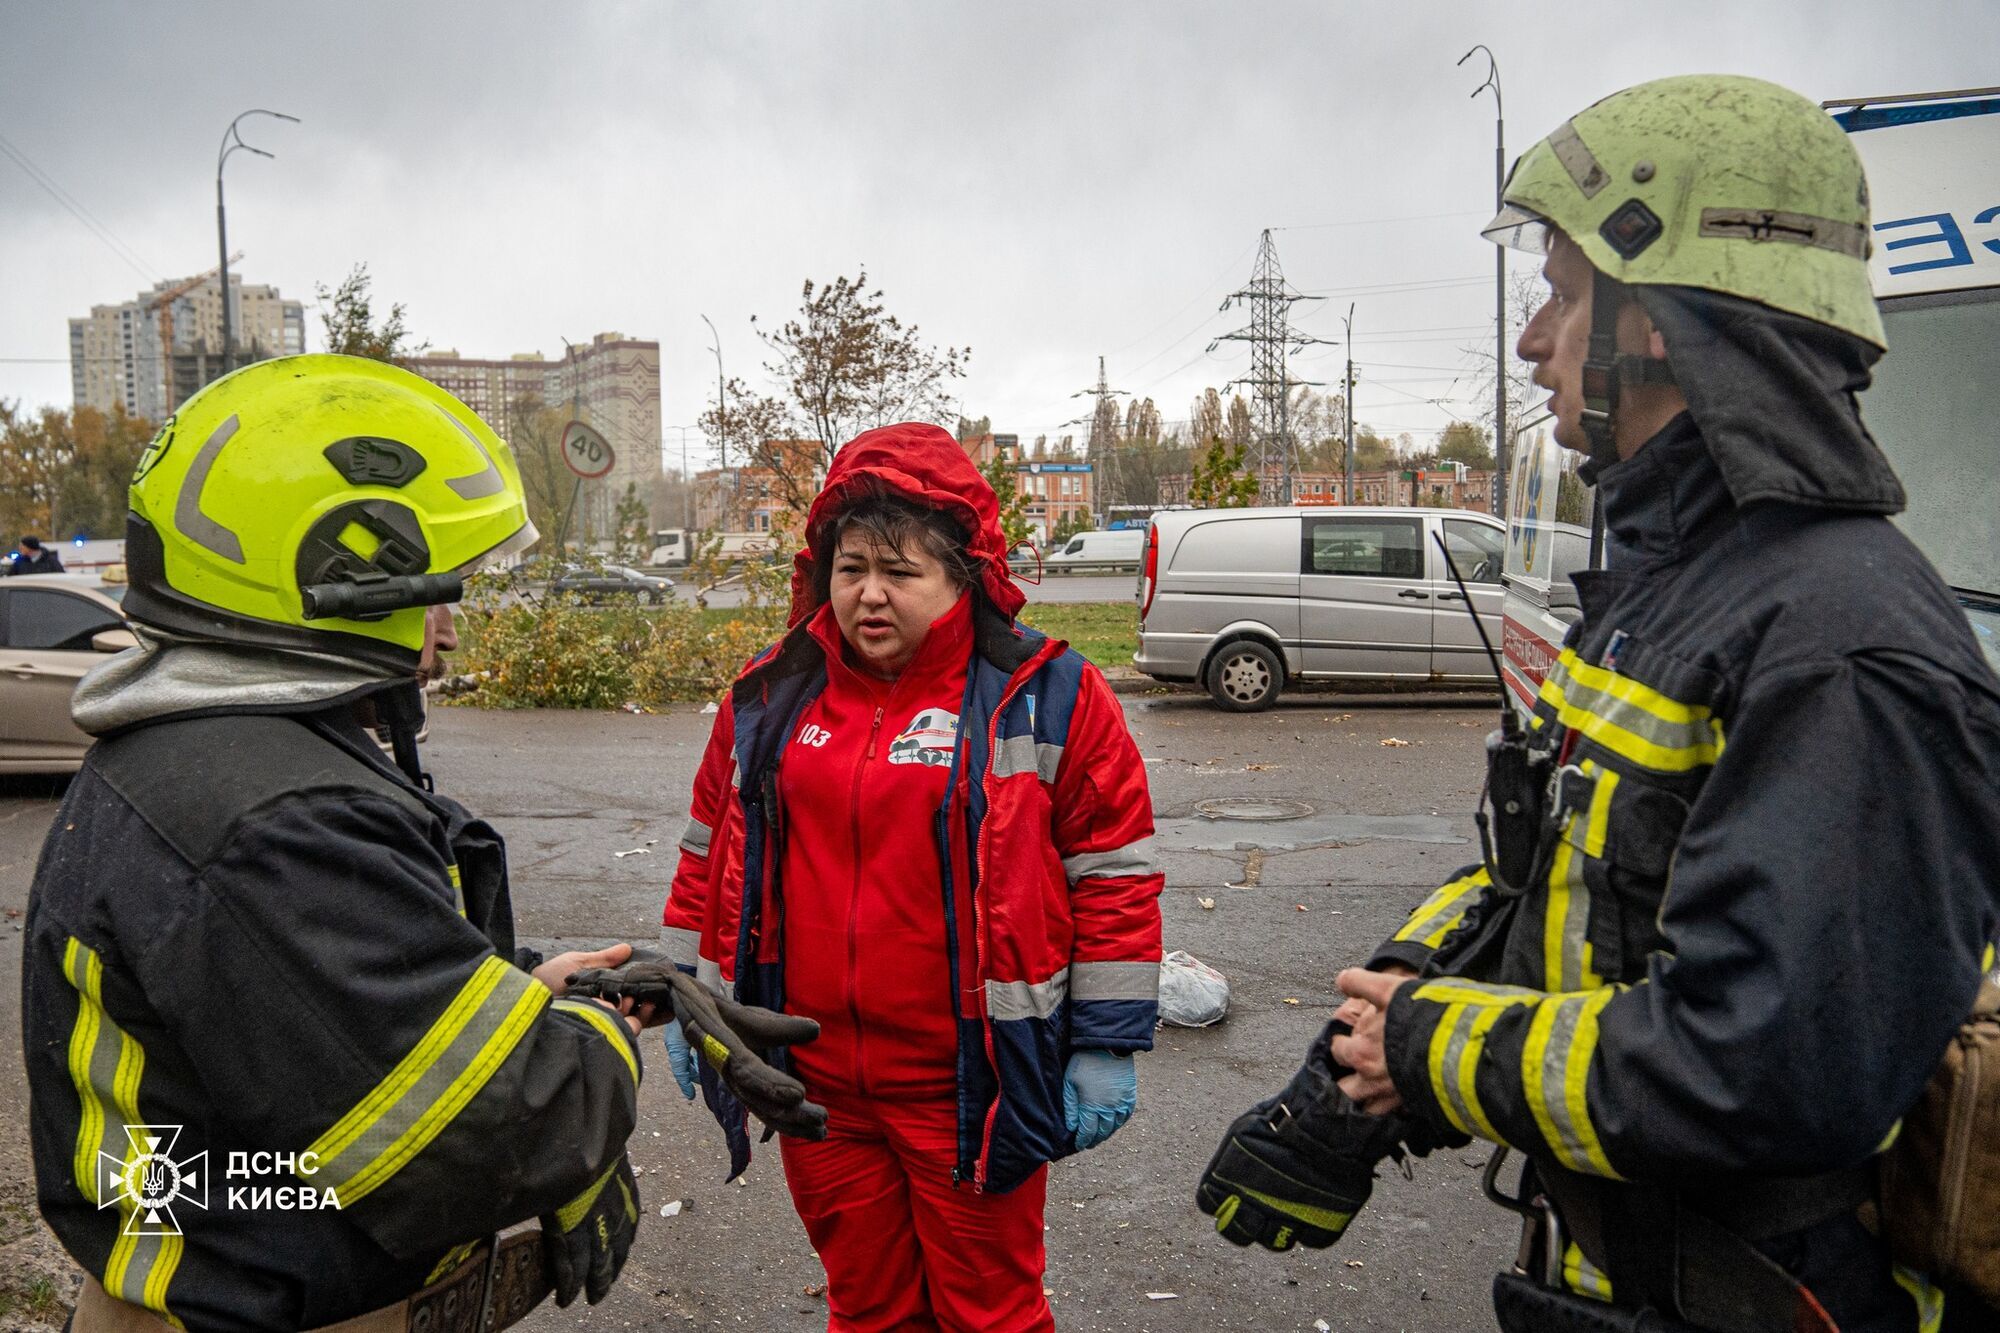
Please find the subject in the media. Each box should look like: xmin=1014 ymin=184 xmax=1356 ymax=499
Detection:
xmin=1197 ymin=897 xmax=1216 ymax=911
xmin=1379 ymin=737 xmax=1412 ymax=747
xmin=613 ymin=847 xmax=652 ymax=859
xmin=1158 ymin=950 xmax=1230 ymax=1027
xmin=659 ymin=1200 xmax=683 ymax=1218
xmin=1146 ymin=1292 xmax=1179 ymax=1300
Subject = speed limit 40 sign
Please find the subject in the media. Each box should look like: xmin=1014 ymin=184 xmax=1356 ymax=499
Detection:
xmin=560 ymin=421 xmax=616 ymax=479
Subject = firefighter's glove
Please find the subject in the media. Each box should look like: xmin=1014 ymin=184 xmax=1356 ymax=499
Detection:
xmin=1063 ymin=1050 xmax=1138 ymax=1150
xmin=662 ymin=1019 xmax=697 ymax=1100
xmin=541 ymin=1152 xmax=639 ymax=1308
xmin=565 ymin=955 xmax=828 ymax=1141
xmin=1196 ymin=1019 xmax=1465 ymax=1251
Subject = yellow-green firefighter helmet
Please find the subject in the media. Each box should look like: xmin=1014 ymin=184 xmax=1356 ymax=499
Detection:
xmin=1485 ymin=74 xmax=1884 ymax=348
xmin=124 ymin=353 xmax=536 ymax=672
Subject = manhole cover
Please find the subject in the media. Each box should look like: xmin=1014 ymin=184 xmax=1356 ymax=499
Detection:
xmin=1195 ymin=797 xmax=1315 ymax=822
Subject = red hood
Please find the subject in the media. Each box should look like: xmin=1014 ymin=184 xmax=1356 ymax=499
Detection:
xmin=789 ymin=422 xmax=1025 ymax=627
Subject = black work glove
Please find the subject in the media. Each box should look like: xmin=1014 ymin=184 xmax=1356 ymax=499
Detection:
xmin=1197 ymin=1019 xmax=1466 ymax=1251
xmin=541 ymin=1152 xmax=639 ymax=1308
xmin=566 ymin=952 xmax=829 ymax=1141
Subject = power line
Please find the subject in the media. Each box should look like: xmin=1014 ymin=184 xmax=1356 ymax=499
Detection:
xmin=1272 ymin=208 xmax=1487 ymax=232
xmin=0 ymin=131 xmax=159 ymax=284
xmin=1293 ymin=274 xmax=1489 ymax=298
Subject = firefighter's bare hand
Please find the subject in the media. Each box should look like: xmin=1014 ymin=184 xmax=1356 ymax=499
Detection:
xmin=1331 ymin=967 xmax=1411 ymax=1115
xmin=536 ymin=943 xmax=643 ymax=1033
xmin=535 ymin=942 xmax=634 ymax=996
xmin=1333 ymin=962 xmax=1415 ymax=1028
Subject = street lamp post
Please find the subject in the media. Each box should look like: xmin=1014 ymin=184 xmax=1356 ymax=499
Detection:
xmin=1342 ymin=303 xmax=1356 ymax=506
xmin=1458 ymin=46 xmax=1506 ymax=519
xmin=216 ymin=110 xmax=297 ymax=376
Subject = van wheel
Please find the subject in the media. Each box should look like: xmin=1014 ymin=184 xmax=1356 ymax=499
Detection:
xmin=1207 ymin=641 xmax=1282 ymax=712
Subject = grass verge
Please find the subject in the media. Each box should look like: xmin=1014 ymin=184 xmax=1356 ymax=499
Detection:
xmin=1017 ymin=601 xmax=1138 ymax=672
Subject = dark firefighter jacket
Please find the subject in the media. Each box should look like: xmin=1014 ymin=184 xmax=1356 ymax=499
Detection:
xmin=1370 ymin=296 xmax=2000 ymax=1331
xmin=23 ymin=705 xmax=641 ymax=1331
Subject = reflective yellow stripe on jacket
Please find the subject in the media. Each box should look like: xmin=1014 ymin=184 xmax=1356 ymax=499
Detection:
xmin=1544 ymin=760 xmax=1619 ymax=993
xmin=304 ymin=955 xmax=548 ymax=1206
xmin=1538 ymin=648 xmax=1725 ymax=773
xmin=63 ymin=938 xmax=186 ymax=1328
xmin=1392 ymin=869 xmax=1489 ymax=950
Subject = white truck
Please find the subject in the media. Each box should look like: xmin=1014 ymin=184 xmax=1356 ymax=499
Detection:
xmin=1500 ymin=85 xmax=2000 ymax=711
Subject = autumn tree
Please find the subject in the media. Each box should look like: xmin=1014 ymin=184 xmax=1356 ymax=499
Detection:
xmin=1188 ymin=438 xmax=1259 ymax=508
xmin=1188 ymin=388 xmax=1225 ymax=448
xmin=317 ymin=263 xmax=426 ymax=364
xmin=0 ymin=401 xmax=155 ymax=541
xmin=1114 ymin=397 xmax=1184 ymax=508
xmin=613 ymin=483 xmax=652 ymax=563
xmin=978 ymin=449 xmax=1032 ymax=551
xmin=1438 ymin=420 xmax=1496 ymax=470
xmin=706 ymin=271 xmax=969 ymax=518
xmin=1352 ymin=428 xmax=1397 ymax=470
xmin=1225 ymin=394 xmax=1255 ymax=448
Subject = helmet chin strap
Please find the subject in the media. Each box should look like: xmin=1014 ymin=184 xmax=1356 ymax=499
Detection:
xmin=374 ymin=680 xmax=433 ymax=790
xmin=1578 ymin=268 xmax=1677 ymax=479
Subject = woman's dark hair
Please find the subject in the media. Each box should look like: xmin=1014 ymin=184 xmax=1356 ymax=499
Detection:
xmin=811 ymin=487 xmax=981 ymax=606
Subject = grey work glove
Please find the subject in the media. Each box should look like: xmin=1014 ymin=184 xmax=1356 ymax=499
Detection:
xmin=565 ymin=954 xmax=828 ymax=1141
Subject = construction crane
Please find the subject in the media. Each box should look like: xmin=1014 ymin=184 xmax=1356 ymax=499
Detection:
xmin=148 ymin=251 xmax=241 ymax=414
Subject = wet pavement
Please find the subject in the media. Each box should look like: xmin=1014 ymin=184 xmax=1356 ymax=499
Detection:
xmin=0 ymin=691 xmax=1518 ymax=1331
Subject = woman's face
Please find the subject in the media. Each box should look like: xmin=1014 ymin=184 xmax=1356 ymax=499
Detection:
xmin=829 ymin=531 xmax=962 ymax=678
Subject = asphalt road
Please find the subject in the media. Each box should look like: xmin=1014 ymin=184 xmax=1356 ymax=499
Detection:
xmin=0 ymin=691 xmax=1517 ymax=1331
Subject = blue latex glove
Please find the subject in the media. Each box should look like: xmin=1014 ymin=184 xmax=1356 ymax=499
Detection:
xmin=662 ymin=1018 xmax=697 ymax=1100
xmin=1063 ymin=1050 xmax=1137 ymax=1150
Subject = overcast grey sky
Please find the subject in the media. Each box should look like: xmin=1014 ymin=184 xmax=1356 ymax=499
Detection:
xmin=3 ymin=1 xmax=1990 ymax=471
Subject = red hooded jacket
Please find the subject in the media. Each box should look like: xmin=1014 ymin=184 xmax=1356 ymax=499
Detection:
xmin=660 ymin=423 xmax=1163 ymax=1190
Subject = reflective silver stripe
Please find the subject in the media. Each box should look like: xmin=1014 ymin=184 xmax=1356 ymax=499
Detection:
xmin=1548 ymin=119 xmax=1609 ymax=198
xmin=657 ymin=925 xmax=701 ymax=969
xmin=439 ymin=404 xmax=505 ymax=500
xmin=306 ymin=957 xmax=547 ymax=1205
xmin=1434 ymin=1006 xmax=1480 ymax=1136
xmin=728 ymin=756 xmax=740 ymax=790
xmin=991 ymin=734 xmax=1064 ymax=783
xmin=1700 ymin=208 xmax=1868 ymax=259
xmin=1072 ymin=960 xmax=1158 ymax=1003
xmin=678 ymin=816 xmax=713 ymax=857
xmin=1062 ymin=836 xmax=1159 ymax=883
xmin=985 ymin=969 xmax=1069 ymax=1021
xmin=694 ymin=956 xmax=723 ymax=994
xmin=175 ymin=413 xmax=245 ymax=563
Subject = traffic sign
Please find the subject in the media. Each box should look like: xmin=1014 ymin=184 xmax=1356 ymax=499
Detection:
xmin=561 ymin=421 xmax=615 ymax=480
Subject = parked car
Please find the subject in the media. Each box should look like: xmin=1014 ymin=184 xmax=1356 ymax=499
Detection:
xmin=0 ymin=573 xmax=137 ymax=773
xmin=1046 ymin=528 xmax=1145 ymax=568
xmin=1134 ymin=506 xmax=1505 ymax=711
xmin=549 ymin=564 xmax=675 ymax=604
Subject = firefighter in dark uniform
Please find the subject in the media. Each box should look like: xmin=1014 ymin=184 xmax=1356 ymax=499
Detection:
xmin=24 ymin=356 xmax=653 ymax=1329
xmin=1203 ymin=76 xmax=2000 ymax=1332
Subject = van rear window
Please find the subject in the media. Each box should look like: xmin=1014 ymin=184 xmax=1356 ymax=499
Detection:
xmin=1304 ymin=517 xmax=1424 ymax=579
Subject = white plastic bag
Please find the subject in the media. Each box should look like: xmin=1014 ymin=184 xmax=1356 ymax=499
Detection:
xmin=1158 ymin=949 xmax=1230 ymax=1027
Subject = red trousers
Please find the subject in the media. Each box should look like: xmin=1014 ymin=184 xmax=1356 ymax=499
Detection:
xmin=779 ymin=1094 xmax=1054 ymax=1333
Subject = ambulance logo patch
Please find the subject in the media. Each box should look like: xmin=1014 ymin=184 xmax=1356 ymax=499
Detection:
xmin=888 ymin=708 xmax=959 ymax=767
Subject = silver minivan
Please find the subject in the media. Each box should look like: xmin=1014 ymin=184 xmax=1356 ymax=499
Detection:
xmin=1133 ymin=506 xmax=1505 ymax=710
